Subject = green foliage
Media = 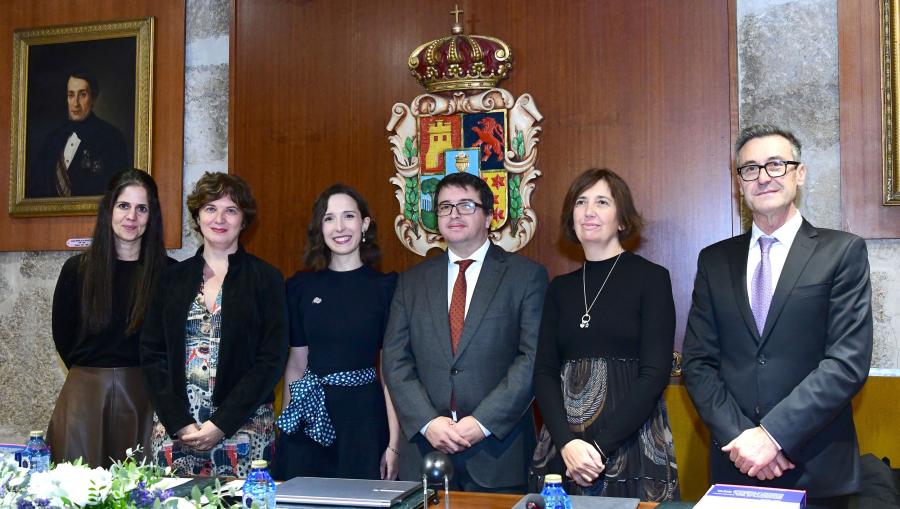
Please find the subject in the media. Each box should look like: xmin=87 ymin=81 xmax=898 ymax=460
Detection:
xmin=512 ymin=129 xmax=525 ymax=159
xmin=509 ymin=174 xmax=523 ymax=219
xmin=404 ymin=177 xmax=419 ymax=222
xmin=0 ymin=445 xmax=242 ymax=508
xmin=419 ymin=178 xmax=441 ymax=231
xmin=421 ymin=210 xmax=437 ymax=231
xmin=402 ymin=136 xmax=418 ymax=160
xmin=420 ymin=177 xmax=439 ymax=195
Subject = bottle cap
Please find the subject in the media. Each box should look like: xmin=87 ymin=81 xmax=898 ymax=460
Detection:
xmin=29 ymin=431 xmax=44 ymax=438
xmin=544 ymin=474 xmax=562 ymax=484
xmin=251 ymin=459 xmax=268 ymax=469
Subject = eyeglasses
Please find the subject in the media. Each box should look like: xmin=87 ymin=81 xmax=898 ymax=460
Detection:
xmin=436 ymin=200 xmax=483 ymax=216
xmin=736 ymin=160 xmax=800 ymax=181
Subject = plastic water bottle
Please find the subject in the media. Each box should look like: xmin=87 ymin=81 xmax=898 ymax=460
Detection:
xmin=22 ymin=431 xmax=51 ymax=472
xmin=242 ymin=459 xmax=276 ymax=508
xmin=540 ymin=474 xmax=573 ymax=509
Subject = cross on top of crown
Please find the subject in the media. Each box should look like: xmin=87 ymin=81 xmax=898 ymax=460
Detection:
xmin=450 ymin=4 xmax=463 ymax=24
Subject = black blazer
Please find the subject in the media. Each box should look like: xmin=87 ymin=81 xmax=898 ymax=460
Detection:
xmin=140 ymin=246 xmax=288 ymax=438
xmin=683 ymin=220 xmax=873 ymax=498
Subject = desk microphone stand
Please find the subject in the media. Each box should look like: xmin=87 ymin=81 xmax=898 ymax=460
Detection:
xmin=422 ymin=452 xmax=453 ymax=509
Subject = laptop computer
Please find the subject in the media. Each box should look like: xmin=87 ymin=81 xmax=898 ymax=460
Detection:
xmin=275 ymin=477 xmax=424 ymax=508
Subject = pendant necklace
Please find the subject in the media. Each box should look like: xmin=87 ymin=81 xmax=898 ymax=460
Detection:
xmin=580 ymin=252 xmax=623 ymax=329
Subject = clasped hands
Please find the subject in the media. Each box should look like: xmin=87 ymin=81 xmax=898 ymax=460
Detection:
xmin=424 ymin=416 xmax=485 ymax=454
xmin=722 ymin=427 xmax=796 ymax=481
xmin=561 ymin=439 xmax=605 ymax=488
xmin=177 ymin=421 xmax=225 ymax=451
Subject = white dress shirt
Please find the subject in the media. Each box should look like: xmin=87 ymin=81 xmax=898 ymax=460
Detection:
xmin=745 ymin=210 xmax=804 ymax=302
xmin=446 ymin=238 xmax=491 ymax=316
xmin=63 ymin=132 xmax=82 ymax=169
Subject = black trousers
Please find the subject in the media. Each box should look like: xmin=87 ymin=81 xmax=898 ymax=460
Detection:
xmin=441 ymin=454 xmax=526 ymax=494
xmin=806 ymin=494 xmax=850 ymax=509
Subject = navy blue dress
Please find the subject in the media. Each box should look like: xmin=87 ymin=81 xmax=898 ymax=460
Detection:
xmin=274 ymin=266 xmax=397 ymax=480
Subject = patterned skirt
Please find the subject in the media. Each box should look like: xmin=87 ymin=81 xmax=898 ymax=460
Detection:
xmin=150 ymin=289 xmax=275 ymax=477
xmin=150 ymin=404 xmax=274 ymax=478
xmin=531 ymin=357 xmax=679 ymax=502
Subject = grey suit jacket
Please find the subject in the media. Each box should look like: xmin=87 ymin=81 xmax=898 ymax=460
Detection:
xmin=382 ymin=243 xmax=548 ymax=488
xmin=683 ymin=220 xmax=873 ymax=498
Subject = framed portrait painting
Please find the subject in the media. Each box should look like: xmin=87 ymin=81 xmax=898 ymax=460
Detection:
xmin=7 ymin=17 xmax=153 ymax=217
xmin=883 ymin=0 xmax=900 ymax=205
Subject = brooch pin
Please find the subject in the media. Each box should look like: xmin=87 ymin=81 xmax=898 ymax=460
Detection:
xmin=312 ymin=297 xmax=322 ymax=304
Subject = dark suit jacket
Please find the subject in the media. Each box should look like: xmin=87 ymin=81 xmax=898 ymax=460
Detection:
xmin=682 ymin=220 xmax=873 ymax=498
xmin=139 ymin=246 xmax=288 ymax=438
xmin=27 ymin=113 xmax=128 ymax=197
xmin=382 ymin=243 xmax=548 ymax=488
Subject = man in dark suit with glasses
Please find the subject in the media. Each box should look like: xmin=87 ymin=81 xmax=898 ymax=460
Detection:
xmin=683 ymin=124 xmax=873 ymax=509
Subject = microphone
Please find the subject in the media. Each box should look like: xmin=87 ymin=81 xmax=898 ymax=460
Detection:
xmin=522 ymin=494 xmax=546 ymax=509
xmin=421 ymin=452 xmax=453 ymax=509
xmin=422 ymin=451 xmax=454 ymax=483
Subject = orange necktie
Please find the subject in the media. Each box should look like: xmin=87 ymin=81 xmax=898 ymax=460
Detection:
xmin=449 ymin=259 xmax=474 ymax=354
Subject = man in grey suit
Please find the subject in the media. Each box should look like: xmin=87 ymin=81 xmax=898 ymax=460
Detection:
xmin=683 ymin=125 xmax=873 ymax=509
xmin=382 ymin=172 xmax=548 ymax=492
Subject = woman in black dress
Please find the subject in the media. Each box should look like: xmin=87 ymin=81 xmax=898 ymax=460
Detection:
xmin=532 ymin=168 xmax=679 ymax=501
xmin=49 ymin=169 xmax=169 ymax=467
xmin=274 ymin=184 xmax=399 ymax=480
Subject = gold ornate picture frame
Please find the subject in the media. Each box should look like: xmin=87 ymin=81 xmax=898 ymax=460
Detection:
xmin=8 ymin=17 xmax=154 ymax=217
xmin=882 ymin=0 xmax=900 ymax=205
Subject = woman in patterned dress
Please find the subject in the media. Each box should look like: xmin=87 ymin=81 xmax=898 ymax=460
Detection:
xmin=140 ymin=172 xmax=288 ymax=477
xmin=532 ymin=169 xmax=679 ymax=502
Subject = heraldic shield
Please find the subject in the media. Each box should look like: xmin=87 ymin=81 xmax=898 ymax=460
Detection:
xmin=386 ymin=10 xmax=543 ymax=255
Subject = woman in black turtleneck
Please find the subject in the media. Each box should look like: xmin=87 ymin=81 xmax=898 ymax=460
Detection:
xmin=532 ymin=169 xmax=679 ymax=502
xmin=48 ymin=169 xmax=171 ymax=468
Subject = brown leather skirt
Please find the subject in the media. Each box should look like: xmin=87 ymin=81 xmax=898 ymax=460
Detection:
xmin=47 ymin=366 xmax=153 ymax=468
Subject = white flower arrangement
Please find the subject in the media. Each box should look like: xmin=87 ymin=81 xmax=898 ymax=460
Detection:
xmin=25 ymin=463 xmax=111 ymax=506
xmin=0 ymin=447 xmax=242 ymax=509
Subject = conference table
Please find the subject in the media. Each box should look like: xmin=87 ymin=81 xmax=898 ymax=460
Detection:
xmin=440 ymin=491 xmax=659 ymax=508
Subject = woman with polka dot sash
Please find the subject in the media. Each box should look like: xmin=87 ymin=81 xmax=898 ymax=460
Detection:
xmin=274 ymin=184 xmax=399 ymax=481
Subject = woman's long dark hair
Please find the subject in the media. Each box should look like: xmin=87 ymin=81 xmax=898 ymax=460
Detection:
xmin=80 ymin=169 xmax=167 ymax=336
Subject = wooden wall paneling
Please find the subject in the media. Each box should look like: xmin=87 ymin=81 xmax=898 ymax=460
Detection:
xmin=232 ymin=0 xmax=735 ymax=352
xmin=232 ymin=0 xmax=430 ymax=276
xmin=0 ymin=0 xmax=185 ymax=250
xmin=839 ymin=0 xmax=900 ymax=238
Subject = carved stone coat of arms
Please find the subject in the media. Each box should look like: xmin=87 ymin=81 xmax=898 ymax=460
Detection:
xmin=386 ymin=12 xmax=543 ymax=255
